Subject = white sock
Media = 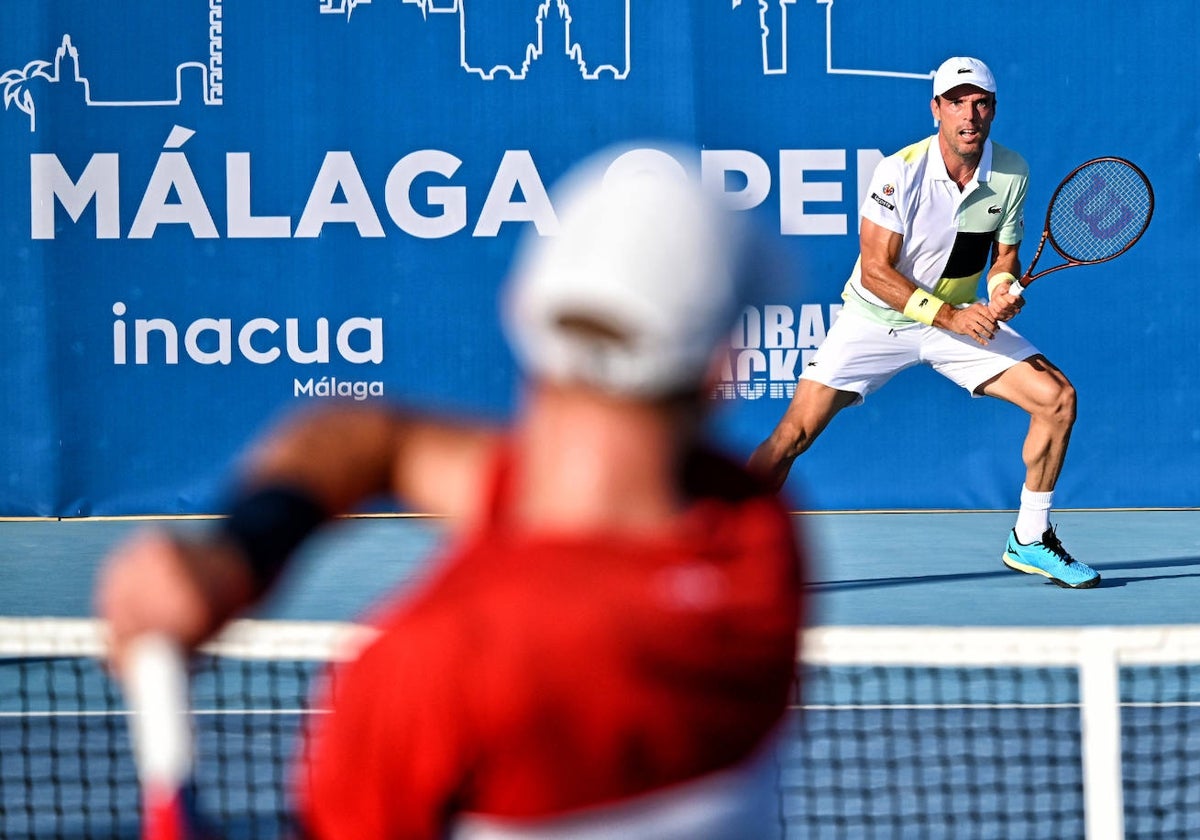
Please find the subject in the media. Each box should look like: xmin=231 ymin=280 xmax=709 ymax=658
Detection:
xmin=1014 ymin=485 xmax=1053 ymax=544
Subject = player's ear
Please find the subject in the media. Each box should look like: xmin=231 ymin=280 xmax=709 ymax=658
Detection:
xmin=930 ymin=96 xmax=940 ymax=125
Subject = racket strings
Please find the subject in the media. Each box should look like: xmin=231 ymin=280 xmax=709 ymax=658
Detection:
xmin=1048 ymin=161 xmax=1151 ymax=262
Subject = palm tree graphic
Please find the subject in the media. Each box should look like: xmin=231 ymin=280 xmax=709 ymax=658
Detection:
xmin=2 ymin=60 xmax=53 ymax=132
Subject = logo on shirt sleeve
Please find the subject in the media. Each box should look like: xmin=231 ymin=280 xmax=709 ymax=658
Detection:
xmin=870 ymin=184 xmax=896 ymax=211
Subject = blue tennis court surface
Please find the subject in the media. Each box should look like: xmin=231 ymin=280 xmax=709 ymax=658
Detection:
xmin=800 ymin=510 xmax=1200 ymax=626
xmin=3 ymin=509 xmax=1197 ymax=625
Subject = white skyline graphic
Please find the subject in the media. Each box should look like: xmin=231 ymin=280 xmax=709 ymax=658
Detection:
xmin=1 ymin=1 xmax=223 ymax=132
xmin=0 ymin=0 xmax=942 ymax=134
xmin=732 ymin=0 xmax=933 ymax=81
xmin=322 ymin=0 xmax=631 ymax=81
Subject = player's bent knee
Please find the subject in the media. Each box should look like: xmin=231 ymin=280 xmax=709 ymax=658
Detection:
xmin=1048 ymin=375 xmax=1077 ymax=420
xmin=1030 ymin=380 xmax=1075 ymax=426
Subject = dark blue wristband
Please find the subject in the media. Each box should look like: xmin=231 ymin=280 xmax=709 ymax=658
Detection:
xmin=219 ymin=485 xmax=328 ymax=591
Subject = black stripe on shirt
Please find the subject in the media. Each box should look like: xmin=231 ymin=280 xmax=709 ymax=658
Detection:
xmin=941 ymin=231 xmax=994 ymax=279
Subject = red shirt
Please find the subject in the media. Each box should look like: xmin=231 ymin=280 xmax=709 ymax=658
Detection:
xmin=299 ymin=446 xmax=804 ymax=839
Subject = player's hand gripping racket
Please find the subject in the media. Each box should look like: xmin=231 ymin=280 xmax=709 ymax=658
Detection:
xmin=1009 ymin=157 xmax=1153 ymax=297
xmin=124 ymin=635 xmax=209 ymax=840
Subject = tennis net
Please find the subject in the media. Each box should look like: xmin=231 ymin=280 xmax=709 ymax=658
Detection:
xmin=3 ymin=620 xmax=1199 ymax=839
xmin=0 ymin=618 xmax=367 ymax=840
xmin=787 ymin=626 xmax=1200 ymax=840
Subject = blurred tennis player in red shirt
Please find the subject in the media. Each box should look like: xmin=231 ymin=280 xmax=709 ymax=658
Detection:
xmin=97 ymin=143 xmax=806 ymax=839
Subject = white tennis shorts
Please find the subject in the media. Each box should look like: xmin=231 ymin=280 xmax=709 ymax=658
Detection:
xmin=800 ymin=307 xmax=1040 ymax=401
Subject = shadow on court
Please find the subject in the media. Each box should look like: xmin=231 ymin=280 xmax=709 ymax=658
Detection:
xmin=810 ymin=568 xmax=1017 ymax=591
xmin=1091 ymin=555 xmax=1200 ymax=586
xmin=812 ymin=555 xmax=1200 ymax=592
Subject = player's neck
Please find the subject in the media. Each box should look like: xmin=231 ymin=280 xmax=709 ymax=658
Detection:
xmin=509 ymin=384 xmax=693 ymax=533
xmin=938 ymin=136 xmax=982 ymax=190
xmin=944 ymin=157 xmax=979 ymax=190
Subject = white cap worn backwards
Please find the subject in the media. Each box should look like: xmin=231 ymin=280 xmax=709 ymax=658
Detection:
xmin=503 ymin=144 xmax=760 ymax=398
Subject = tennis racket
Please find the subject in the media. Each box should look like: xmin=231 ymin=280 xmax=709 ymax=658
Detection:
xmin=125 ymin=635 xmax=209 ymax=840
xmin=1009 ymin=157 xmax=1153 ymax=297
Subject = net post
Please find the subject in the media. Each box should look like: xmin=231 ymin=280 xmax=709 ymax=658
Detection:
xmin=1079 ymin=630 xmax=1124 ymax=840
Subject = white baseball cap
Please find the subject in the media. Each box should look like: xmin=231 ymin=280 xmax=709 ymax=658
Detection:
xmin=503 ymin=145 xmax=762 ymax=398
xmin=933 ymin=56 xmax=996 ymax=97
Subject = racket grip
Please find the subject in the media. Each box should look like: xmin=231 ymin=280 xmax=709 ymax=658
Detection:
xmin=1008 ymin=277 xmax=1026 ymax=298
xmin=125 ymin=634 xmax=193 ymax=789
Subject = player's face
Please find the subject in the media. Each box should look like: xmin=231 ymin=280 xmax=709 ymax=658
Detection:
xmin=932 ymin=85 xmax=995 ymax=162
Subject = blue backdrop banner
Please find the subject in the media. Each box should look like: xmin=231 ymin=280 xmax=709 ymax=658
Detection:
xmin=1 ymin=1 xmax=1196 ymax=514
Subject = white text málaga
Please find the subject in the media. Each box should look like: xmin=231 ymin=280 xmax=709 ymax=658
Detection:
xmin=32 ymin=129 xmax=884 ymax=239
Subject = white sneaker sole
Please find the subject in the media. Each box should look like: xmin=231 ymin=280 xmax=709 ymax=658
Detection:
xmin=1002 ymin=553 xmax=1101 ymax=589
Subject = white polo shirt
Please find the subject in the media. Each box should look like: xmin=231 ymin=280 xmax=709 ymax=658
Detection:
xmin=842 ymin=136 xmax=1029 ymax=326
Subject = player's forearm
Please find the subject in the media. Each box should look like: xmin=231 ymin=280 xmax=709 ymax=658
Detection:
xmin=859 ymin=259 xmax=923 ymax=314
xmin=211 ymin=405 xmax=429 ymax=597
xmin=989 ymin=254 xmax=1021 ymax=281
xmin=237 ymin=403 xmax=404 ymax=514
xmin=238 ymin=403 xmax=500 ymax=520
xmin=861 ymin=265 xmax=957 ymax=330
xmin=862 ymin=261 xmax=993 ymax=335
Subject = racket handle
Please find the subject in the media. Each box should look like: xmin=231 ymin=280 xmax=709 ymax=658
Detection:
xmin=124 ymin=635 xmax=196 ymax=840
xmin=126 ymin=635 xmax=192 ymax=782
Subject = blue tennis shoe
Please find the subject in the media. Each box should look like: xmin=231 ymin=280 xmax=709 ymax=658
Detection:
xmin=1002 ymin=526 xmax=1100 ymax=589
